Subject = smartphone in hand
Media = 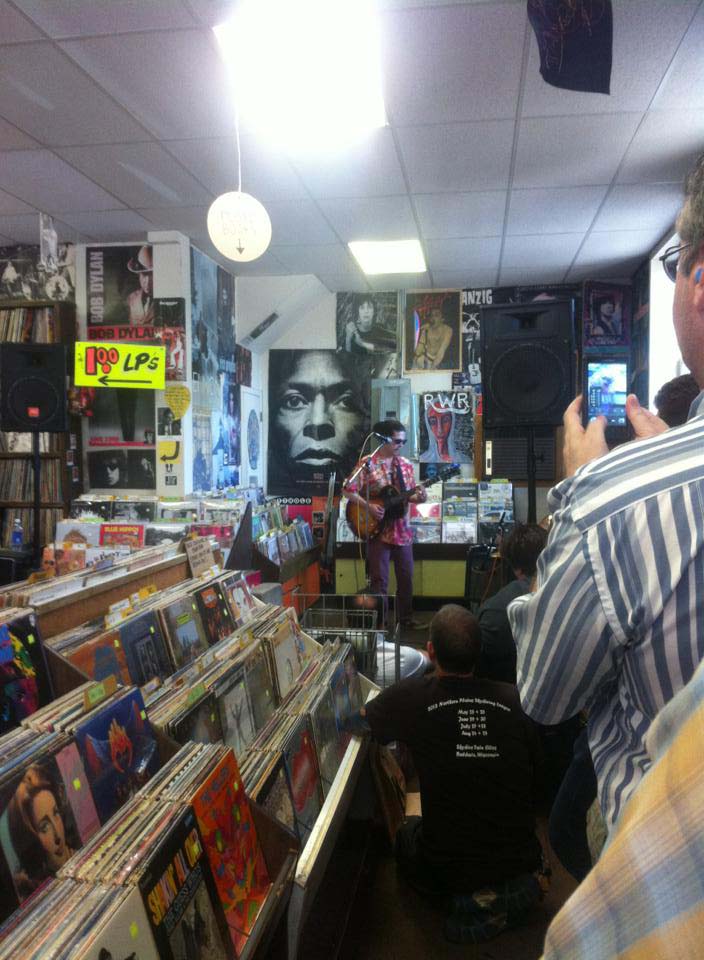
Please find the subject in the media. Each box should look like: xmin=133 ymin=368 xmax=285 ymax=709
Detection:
xmin=582 ymin=357 xmax=631 ymax=445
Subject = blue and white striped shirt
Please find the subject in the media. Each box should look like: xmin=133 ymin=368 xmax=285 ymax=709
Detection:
xmin=509 ymin=393 xmax=704 ymax=828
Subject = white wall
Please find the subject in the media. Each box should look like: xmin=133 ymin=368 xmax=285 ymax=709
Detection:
xmin=649 ymin=234 xmax=688 ymax=409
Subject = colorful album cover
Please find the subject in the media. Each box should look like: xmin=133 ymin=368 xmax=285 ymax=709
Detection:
xmin=195 ymin=582 xmax=234 ymax=647
xmin=74 ymin=688 xmax=160 ymax=824
xmin=216 ymin=671 xmax=255 ymax=759
xmin=54 ymin=741 xmax=101 ymax=844
xmin=244 ymin=646 xmax=276 ymax=732
xmin=220 ymin=575 xmax=256 ymax=627
xmin=139 ymin=808 xmax=230 ymax=960
xmin=0 ymin=612 xmax=53 ymax=735
xmin=330 ymin=663 xmax=356 ymax=756
xmin=172 ymin=693 xmax=224 ymax=747
xmin=309 ymin=687 xmax=342 ymax=796
xmin=82 ymin=886 xmax=160 ymax=960
xmin=269 ymin=618 xmax=309 ymax=702
xmin=67 ymin=628 xmax=132 ymax=687
xmin=99 ymin=523 xmax=145 ymax=549
xmin=282 ymin=716 xmax=322 ymax=845
xmin=0 ymin=750 xmax=83 ymax=918
xmin=191 ymin=750 xmax=270 ymax=955
xmin=418 ymin=390 xmax=475 ymax=465
xmin=159 ymin=596 xmax=210 ymax=671
xmin=254 ymin=755 xmax=298 ymax=842
xmin=119 ymin=611 xmax=173 ymax=686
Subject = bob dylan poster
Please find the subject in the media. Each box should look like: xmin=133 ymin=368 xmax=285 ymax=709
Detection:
xmin=418 ymin=390 xmax=474 ymax=465
xmin=583 ymin=281 xmax=631 ymax=348
xmin=87 ymin=389 xmax=155 ymax=447
xmin=335 ymin=291 xmax=399 ymax=378
xmin=86 ymin=244 xmax=154 ymax=326
xmin=268 ymin=349 xmax=370 ymax=497
xmin=404 ymin=290 xmax=462 ymax=373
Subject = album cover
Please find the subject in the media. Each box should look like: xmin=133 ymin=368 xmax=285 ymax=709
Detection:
xmin=220 ymin=575 xmax=256 ymax=627
xmin=254 ymin=755 xmax=298 ymax=841
xmin=111 ymin=499 xmax=157 ymax=522
xmin=244 ymin=646 xmax=277 ymax=733
xmin=54 ymin=741 xmax=101 ymax=845
xmin=216 ymin=671 xmax=256 ymax=759
xmin=86 ymin=244 xmax=154 ymax=326
xmin=268 ymin=619 xmax=309 ymax=702
xmin=82 ymin=886 xmax=160 ymax=960
xmin=309 ymin=687 xmax=342 ymax=796
xmin=195 ymin=582 xmax=234 ymax=647
xmin=191 ymin=750 xmax=270 ymax=955
xmin=70 ymin=499 xmax=114 ymax=520
xmin=335 ymin=291 xmax=399 ymax=379
xmin=87 ymin=388 xmax=156 ymax=448
xmin=67 ymin=628 xmax=132 ymax=687
xmin=119 ymin=611 xmax=173 ymax=686
xmin=404 ymin=290 xmax=462 ymax=373
xmin=0 ymin=611 xmax=53 ymax=735
xmin=418 ymin=390 xmax=475 ymax=465
xmin=159 ymin=596 xmax=210 ymax=670
xmin=74 ymin=688 xmax=160 ymax=824
xmin=88 ymin=448 xmax=157 ymax=491
xmin=282 ymin=716 xmax=323 ymax=845
xmin=139 ymin=807 xmax=230 ymax=960
xmin=172 ymin=694 xmax=224 ymax=746
xmin=99 ymin=522 xmax=145 ymax=549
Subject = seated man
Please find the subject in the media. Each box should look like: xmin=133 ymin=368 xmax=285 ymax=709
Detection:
xmin=478 ymin=523 xmax=548 ymax=684
xmin=361 ymin=604 xmax=546 ymax=943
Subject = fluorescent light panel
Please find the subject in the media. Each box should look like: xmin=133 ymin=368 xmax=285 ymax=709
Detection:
xmin=214 ymin=0 xmax=387 ymax=153
xmin=349 ymin=239 xmax=426 ymax=274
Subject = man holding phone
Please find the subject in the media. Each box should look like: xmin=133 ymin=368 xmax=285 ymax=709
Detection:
xmin=508 ymin=153 xmax=704 ymax=835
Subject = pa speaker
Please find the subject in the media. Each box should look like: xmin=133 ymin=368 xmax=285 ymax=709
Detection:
xmin=0 ymin=343 xmax=68 ymax=432
xmin=480 ymin=300 xmax=575 ymax=428
xmin=484 ymin=427 xmax=556 ymax=481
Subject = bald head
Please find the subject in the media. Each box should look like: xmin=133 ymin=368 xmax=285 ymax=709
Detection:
xmin=429 ymin=604 xmax=481 ymax=674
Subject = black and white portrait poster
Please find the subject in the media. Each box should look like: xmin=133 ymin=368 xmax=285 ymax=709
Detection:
xmin=217 ymin=266 xmax=236 ymax=375
xmin=418 ymin=391 xmax=475 ymax=465
xmin=583 ymin=281 xmax=630 ymax=348
xmin=268 ymin=349 xmax=370 ymax=496
xmin=190 ymin=246 xmax=219 ymax=385
xmin=87 ymin=389 xmax=156 ymax=447
xmin=212 ymin=377 xmax=240 ymax=488
xmin=404 ymin=290 xmax=462 ymax=373
xmin=88 ymin=448 xmax=156 ymax=490
xmin=86 ymin=244 xmax=154 ymax=326
xmin=192 ymin=413 xmax=212 ymax=492
xmin=335 ymin=291 xmax=399 ymax=378
xmin=0 ymin=243 xmax=75 ymax=302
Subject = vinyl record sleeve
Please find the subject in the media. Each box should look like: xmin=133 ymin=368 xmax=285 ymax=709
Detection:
xmin=119 ymin=610 xmax=173 ymax=686
xmin=159 ymin=595 xmax=210 ymax=671
xmin=0 ymin=611 xmax=53 ymax=736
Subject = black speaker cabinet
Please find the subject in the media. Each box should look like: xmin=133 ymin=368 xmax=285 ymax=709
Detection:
xmin=0 ymin=343 xmax=68 ymax=432
xmin=484 ymin=427 xmax=556 ymax=481
xmin=480 ymin=300 xmax=575 ymax=428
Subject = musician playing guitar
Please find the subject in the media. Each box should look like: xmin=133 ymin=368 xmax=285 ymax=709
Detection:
xmin=343 ymin=419 xmax=427 ymax=629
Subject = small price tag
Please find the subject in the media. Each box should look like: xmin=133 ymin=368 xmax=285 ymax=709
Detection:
xmin=187 ymin=683 xmax=206 ymax=706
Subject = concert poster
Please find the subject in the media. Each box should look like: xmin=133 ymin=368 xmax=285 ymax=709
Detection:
xmin=418 ymin=390 xmax=475 ymax=465
xmin=404 ymin=290 xmax=461 ymax=373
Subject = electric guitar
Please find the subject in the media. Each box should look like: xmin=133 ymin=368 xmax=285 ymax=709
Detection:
xmin=346 ymin=465 xmax=460 ymax=540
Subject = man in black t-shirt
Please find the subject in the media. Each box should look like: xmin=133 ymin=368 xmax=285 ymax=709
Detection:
xmin=362 ymin=604 xmax=545 ymax=942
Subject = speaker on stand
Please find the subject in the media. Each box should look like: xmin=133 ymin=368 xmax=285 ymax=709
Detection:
xmin=0 ymin=343 xmax=68 ymax=571
xmin=480 ymin=300 xmax=575 ymax=522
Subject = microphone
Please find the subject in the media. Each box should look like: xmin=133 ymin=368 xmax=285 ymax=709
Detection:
xmin=373 ymin=431 xmax=393 ymax=443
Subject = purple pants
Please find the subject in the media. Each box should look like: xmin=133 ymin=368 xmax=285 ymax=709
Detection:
xmin=368 ymin=538 xmax=414 ymax=624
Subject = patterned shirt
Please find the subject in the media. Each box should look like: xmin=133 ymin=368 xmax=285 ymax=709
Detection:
xmin=542 ymin=654 xmax=704 ymax=960
xmin=508 ymin=393 xmax=704 ymax=829
xmin=346 ymin=454 xmax=417 ymax=546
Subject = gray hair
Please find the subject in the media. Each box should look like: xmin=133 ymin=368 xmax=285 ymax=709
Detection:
xmin=676 ymin=152 xmax=704 ymax=276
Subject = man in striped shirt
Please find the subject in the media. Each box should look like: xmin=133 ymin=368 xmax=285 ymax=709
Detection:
xmin=508 ymin=152 xmax=704 ymax=832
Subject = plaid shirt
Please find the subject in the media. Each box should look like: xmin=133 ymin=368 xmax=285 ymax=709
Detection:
xmin=347 ymin=454 xmax=418 ymax=546
xmin=543 ymin=654 xmax=704 ymax=960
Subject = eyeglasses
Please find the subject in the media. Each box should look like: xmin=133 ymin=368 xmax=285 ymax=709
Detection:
xmin=391 ymin=438 xmax=405 ymax=445
xmin=659 ymin=242 xmax=690 ymax=282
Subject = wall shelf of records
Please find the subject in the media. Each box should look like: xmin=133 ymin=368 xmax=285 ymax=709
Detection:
xmin=251 ymin=501 xmax=321 ymax=614
xmin=0 ymin=554 xmax=376 ymax=960
xmin=0 ymin=299 xmax=82 ymax=549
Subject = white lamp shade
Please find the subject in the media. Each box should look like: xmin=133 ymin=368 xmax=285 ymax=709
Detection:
xmin=207 ymin=191 xmax=272 ymax=262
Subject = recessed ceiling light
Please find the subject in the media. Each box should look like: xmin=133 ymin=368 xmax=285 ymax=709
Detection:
xmin=348 ymin=239 xmax=426 ymax=275
xmin=214 ymin=0 xmax=386 ymax=153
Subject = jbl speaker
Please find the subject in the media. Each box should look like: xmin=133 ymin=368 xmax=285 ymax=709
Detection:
xmin=0 ymin=343 xmax=68 ymax=432
xmin=480 ymin=300 xmax=575 ymax=428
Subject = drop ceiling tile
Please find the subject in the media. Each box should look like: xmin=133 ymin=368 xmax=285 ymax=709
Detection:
xmin=0 ymin=117 xmax=40 ymax=150
xmin=0 ymin=43 xmax=149 ymax=146
xmin=163 ymin=136 xmax=308 ymax=201
xmin=190 ymin=235 xmax=288 ymax=275
xmin=60 ymin=209 xmax=156 ymax=240
xmin=0 ymin=1 xmax=43 ymax=42
xmin=383 ymin=3 xmax=525 ymax=124
xmin=502 ymin=233 xmax=583 ymax=271
xmin=424 ymin=236 xmax=502 ymax=273
xmin=318 ymin=196 xmax=416 ymax=242
xmin=498 ymin=267 xmax=569 ymax=286
xmin=289 ymin=127 xmax=407 ymax=199
xmin=522 ymin=0 xmax=698 ymax=117
xmin=317 ymin=274 xmax=371 ymax=294
xmin=431 ymin=269 xmax=494 ymax=289
xmin=367 ymin=272 xmax=430 ymax=291
xmin=414 ymin=191 xmax=506 ymax=239
xmin=137 ymin=206 xmax=209 ymax=236
xmin=57 ymin=142 xmax=211 ymax=208
xmin=269 ymin=244 xmax=354 ymax=275
xmin=397 ymin=121 xmax=515 ymax=193
xmin=569 ymin=228 xmax=665 ymax=276
xmin=514 ymin=114 xmax=641 ymax=188
xmin=593 ymin=183 xmax=683 ymax=232
xmin=651 ymin=4 xmax=704 ymax=109
xmin=0 ymin=188 xmax=36 ymax=216
xmin=0 ymin=213 xmax=84 ymax=243
xmin=507 ymin=186 xmax=608 ymax=235
xmin=617 ymin=110 xmax=704 ymax=184
xmin=0 ymin=150 xmax=123 ymax=213
xmin=566 ymin=258 xmax=643 ymax=282
xmin=60 ymin=30 xmax=234 ymax=140
xmin=14 ymin=0 xmax=196 ymax=37
xmin=265 ymin=200 xmax=338 ymax=245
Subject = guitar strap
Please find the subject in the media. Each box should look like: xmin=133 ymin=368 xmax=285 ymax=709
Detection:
xmin=394 ymin=457 xmax=406 ymax=494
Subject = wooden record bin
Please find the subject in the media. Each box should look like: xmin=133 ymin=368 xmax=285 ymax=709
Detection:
xmin=251 ymin=544 xmax=322 ymax=615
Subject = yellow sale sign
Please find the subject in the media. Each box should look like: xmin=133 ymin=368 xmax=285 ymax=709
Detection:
xmin=74 ymin=341 xmax=165 ymax=389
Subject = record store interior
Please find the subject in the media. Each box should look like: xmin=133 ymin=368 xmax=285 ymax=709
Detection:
xmin=1 ymin=1 xmax=703 ymax=958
